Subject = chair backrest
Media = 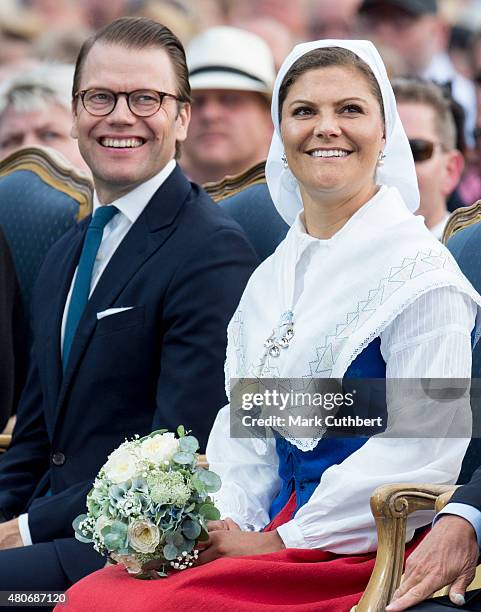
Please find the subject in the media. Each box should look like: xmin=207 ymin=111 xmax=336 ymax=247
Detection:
xmin=0 ymin=146 xmax=93 ymax=308
xmin=443 ymin=200 xmax=481 ymax=483
xmin=204 ymin=161 xmax=289 ymax=262
xmin=0 ymin=147 xmax=92 ymax=449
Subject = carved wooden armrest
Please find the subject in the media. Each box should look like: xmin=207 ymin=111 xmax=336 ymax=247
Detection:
xmin=353 ymin=483 xmax=457 ymax=612
xmin=0 ymin=434 xmax=12 ymax=452
xmin=197 ymin=454 xmax=208 ymax=469
xmin=2 ymin=416 xmax=15 ymax=435
xmin=203 ymin=161 xmax=266 ymax=202
xmin=435 ymin=490 xmax=456 ymax=513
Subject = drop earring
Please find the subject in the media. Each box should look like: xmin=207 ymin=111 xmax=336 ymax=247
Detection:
xmin=378 ymin=151 xmax=386 ymax=166
xmin=281 ymin=153 xmax=288 ymax=169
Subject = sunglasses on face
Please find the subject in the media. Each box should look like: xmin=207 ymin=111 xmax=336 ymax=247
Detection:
xmin=408 ymin=138 xmax=442 ymax=163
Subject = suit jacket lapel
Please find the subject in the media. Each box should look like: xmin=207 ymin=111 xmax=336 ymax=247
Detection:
xmin=40 ymin=221 xmax=86 ymax=430
xmin=56 ymin=167 xmax=191 ymax=417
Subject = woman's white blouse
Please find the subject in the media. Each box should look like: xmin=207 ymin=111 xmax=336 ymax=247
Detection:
xmin=206 ymin=286 xmax=476 ymax=554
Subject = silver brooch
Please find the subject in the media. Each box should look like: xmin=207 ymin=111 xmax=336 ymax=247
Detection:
xmin=264 ymin=310 xmax=295 ymax=358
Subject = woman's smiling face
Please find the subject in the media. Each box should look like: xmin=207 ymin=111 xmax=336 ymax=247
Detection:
xmin=280 ymin=64 xmax=385 ymax=206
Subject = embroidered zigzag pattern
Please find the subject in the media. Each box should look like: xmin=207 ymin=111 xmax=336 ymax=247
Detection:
xmin=306 ymin=249 xmax=450 ymax=377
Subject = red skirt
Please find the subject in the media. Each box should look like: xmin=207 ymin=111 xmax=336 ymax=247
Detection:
xmin=59 ymin=494 xmax=423 ymax=612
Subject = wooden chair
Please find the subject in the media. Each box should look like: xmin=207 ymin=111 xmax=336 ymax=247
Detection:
xmin=203 ymin=161 xmax=268 ymax=201
xmin=0 ymin=146 xmax=92 ymax=303
xmin=443 ymin=200 xmax=481 ymax=243
xmin=0 ymin=146 xmax=93 ymax=451
xmin=354 ymin=200 xmax=481 ymax=610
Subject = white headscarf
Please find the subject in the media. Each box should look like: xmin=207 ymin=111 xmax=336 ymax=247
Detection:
xmin=265 ymin=39 xmax=419 ymax=225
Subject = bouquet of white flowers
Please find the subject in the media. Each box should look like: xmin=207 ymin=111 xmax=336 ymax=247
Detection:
xmin=73 ymin=426 xmax=221 ymax=579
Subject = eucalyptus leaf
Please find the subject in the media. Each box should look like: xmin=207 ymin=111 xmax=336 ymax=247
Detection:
xmin=104 ymin=533 xmax=124 ymax=551
xmin=179 ymin=436 xmax=199 ymax=453
xmin=180 ymin=540 xmax=195 ymax=553
xmin=72 ymin=514 xmax=87 ymax=533
xmin=177 ymin=425 xmax=185 ymax=438
xmin=110 ymin=521 xmax=128 ymax=537
xmin=190 ymin=477 xmax=206 ymax=494
xmin=182 ymin=519 xmax=201 ymax=540
xmin=148 ymin=429 xmax=169 ymax=437
xmin=172 ymin=531 xmax=185 ymax=547
xmin=173 ymin=451 xmax=194 ymax=465
xmin=74 ymin=532 xmax=93 ymax=544
xmin=163 ymin=543 xmax=179 ymax=560
xmin=139 ymin=429 xmax=169 ymax=443
xmin=198 ymin=504 xmax=220 ymax=521
xmin=197 ymin=470 xmax=222 ymax=493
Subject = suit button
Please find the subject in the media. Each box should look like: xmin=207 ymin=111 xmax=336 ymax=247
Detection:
xmin=52 ymin=452 xmax=66 ymax=466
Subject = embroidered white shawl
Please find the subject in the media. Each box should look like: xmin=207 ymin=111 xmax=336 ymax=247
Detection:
xmin=225 ymin=186 xmax=481 ymax=450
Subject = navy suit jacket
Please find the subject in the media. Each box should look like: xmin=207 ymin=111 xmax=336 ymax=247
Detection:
xmin=450 ymin=468 xmax=481 ymax=510
xmin=0 ymin=166 xmax=257 ymax=580
xmin=448 ymin=222 xmax=481 ymax=503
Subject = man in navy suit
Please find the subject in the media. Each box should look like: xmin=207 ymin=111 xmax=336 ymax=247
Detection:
xmin=0 ymin=17 xmax=257 ymax=590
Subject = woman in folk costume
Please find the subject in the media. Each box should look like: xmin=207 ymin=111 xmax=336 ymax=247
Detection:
xmin=62 ymin=40 xmax=481 ymax=611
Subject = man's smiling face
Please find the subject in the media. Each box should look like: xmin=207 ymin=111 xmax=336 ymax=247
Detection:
xmin=71 ymin=42 xmax=190 ymax=203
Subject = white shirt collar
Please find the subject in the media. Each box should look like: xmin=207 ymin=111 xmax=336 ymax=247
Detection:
xmin=430 ymin=211 xmax=450 ymax=241
xmin=93 ymin=159 xmax=176 ymax=223
xmin=292 ymin=185 xmax=388 ymax=249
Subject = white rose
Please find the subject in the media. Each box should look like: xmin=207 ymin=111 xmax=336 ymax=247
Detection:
xmin=139 ymin=433 xmax=179 ymax=464
xmin=128 ymin=519 xmax=160 ymax=554
xmin=111 ymin=552 xmax=143 ymax=575
xmin=104 ymin=448 xmax=140 ymax=484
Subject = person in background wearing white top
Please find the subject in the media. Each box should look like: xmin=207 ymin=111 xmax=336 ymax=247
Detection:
xmin=62 ymin=39 xmax=481 ymax=612
xmin=393 ymin=77 xmax=464 ymax=240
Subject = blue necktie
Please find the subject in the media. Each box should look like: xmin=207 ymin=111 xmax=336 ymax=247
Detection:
xmin=62 ymin=205 xmax=118 ymax=369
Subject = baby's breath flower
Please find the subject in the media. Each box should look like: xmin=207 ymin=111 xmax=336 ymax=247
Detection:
xmin=148 ymin=471 xmax=191 ymax=506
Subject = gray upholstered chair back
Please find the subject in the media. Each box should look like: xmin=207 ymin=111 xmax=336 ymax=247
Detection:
xmin=444 ymin=202 xmax=481 ymax=484
xmin=204 ymin=161 xmax=288 ymax=262
xmin=0 ymin=147 xmax=92 ymax=307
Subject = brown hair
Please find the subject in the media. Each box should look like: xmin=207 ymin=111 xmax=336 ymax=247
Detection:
xmin=278 ymin=47 xmax=385 ymax=127
xmin=72 ymin=16 xmax=191 ymax=158
xmin=392 ymin=77 xmax=457 ymax=150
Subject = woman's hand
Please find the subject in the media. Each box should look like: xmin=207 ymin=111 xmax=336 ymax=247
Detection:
xmin=197 ymin=527 xmax=285 ymax=565
xmin=207 ymin=518 xmax=241 ymax=532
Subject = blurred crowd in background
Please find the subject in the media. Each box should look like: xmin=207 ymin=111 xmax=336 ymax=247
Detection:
xmin=2 ymin=0 xmax=481 ymax=212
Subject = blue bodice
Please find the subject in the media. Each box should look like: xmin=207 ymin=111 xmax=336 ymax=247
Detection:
xmin=269 ymin=337 xmax=387 ymax=519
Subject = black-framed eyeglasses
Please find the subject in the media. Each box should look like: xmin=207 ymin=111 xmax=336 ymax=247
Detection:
xmin=75 ymin=88 xmax=180 ymax=117
xmin=408 ymin=138 xmax=443 ymax=163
